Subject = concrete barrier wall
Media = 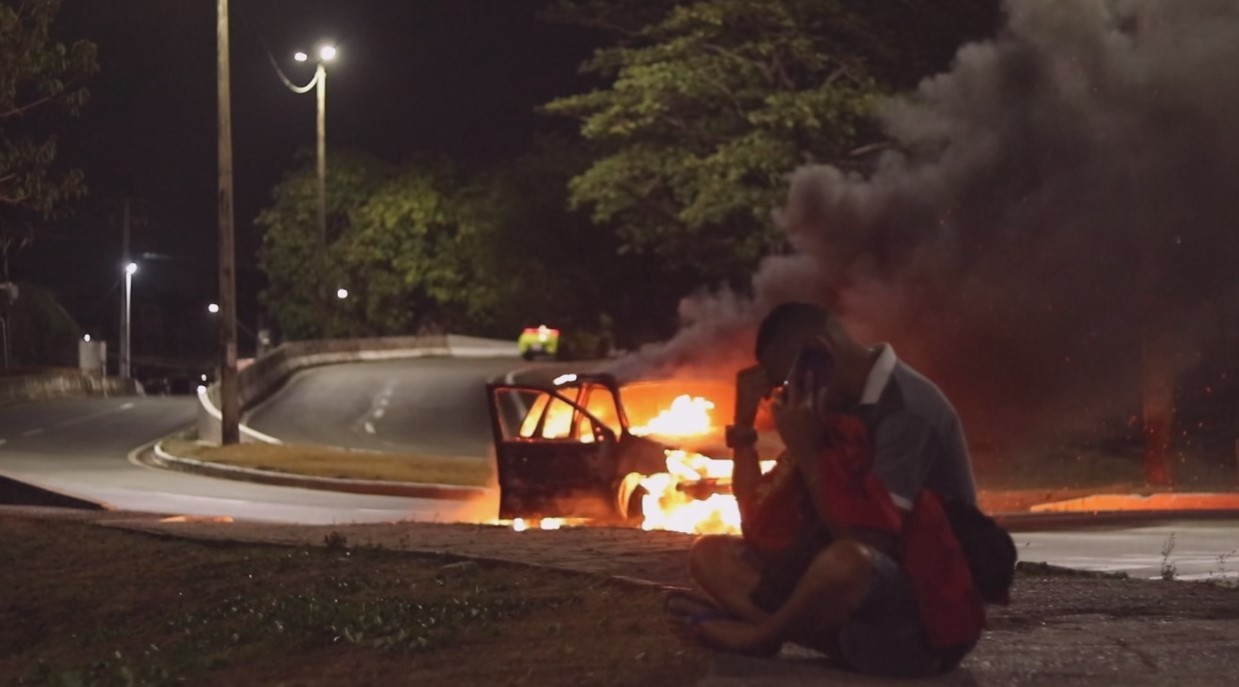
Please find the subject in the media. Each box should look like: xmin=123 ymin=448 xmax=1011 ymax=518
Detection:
xmin=0 ymin=372 xmax=138 ymax=405
xmin=197 ymin=333 xmax=518 ymax=444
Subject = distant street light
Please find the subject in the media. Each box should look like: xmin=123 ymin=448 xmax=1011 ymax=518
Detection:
xmin=207 ymin=301 xmax=256 ymax=338
xmin=336 ymin=288 xmax=349 ymax=300
xmin=269 ymin=42 xmax=337 ymax=330
xmin=83 ymin=334 xmax=91 ymax=343
xmin=121 ymin=262 xmax=138 ymax=379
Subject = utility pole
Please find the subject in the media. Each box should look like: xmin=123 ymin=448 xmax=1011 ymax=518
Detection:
xmin=217 ymin=0 xmax=239 ymax=445
xmin=316 ymin=60 xmax=328 ymax=327
xmin=119 ymin=200 xmax=131 ymax=379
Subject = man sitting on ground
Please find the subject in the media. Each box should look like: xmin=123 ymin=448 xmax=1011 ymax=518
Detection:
xmin=668 ymin=302 xmax=986 ymax=678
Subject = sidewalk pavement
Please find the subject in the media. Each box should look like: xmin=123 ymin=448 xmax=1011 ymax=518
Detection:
xmin=69 ymin=511 xmax=1239 ymax=686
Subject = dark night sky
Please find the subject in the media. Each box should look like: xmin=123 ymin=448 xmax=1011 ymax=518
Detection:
xmin=20 ymin=1 xmax=599 ymax=354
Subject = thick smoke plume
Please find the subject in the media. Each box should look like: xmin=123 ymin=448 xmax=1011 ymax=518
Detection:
xmin=613 ymin=0 xmax=1239 ymax=446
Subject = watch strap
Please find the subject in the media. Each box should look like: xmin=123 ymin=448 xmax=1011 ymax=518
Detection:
xmin=725 ymin=424 xmax=758 ymax=449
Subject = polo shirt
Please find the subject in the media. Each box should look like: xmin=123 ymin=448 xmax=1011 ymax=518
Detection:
xmin=857 ymin=345 xmax=977 ymax=510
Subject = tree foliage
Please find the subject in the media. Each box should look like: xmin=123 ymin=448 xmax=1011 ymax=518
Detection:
xmin=257 ymin=141 xmax=689 ymax=349
xmin=544 ymin=0 xmax=999 ymax=282
xmin=0 ymin=0 xmax=98 ymax=219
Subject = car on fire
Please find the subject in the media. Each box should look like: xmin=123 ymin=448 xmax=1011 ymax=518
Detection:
xmin=486 ymin=373 xmax=779 ymax=531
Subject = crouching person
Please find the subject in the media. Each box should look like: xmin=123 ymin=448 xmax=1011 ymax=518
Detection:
xmin=667 ymin=302 xmax=1015 ymax=678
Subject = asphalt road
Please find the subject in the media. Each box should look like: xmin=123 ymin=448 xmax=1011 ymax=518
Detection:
xmin=0 ymin=394 xmax=496 ymax=524
xmin=1015 ymin=519 xmax=1239 ymax=581
xmin=244 ymin=357 xmax=533 ymax=457
xmin=0 ymin=358 xmax=1236 ymax=579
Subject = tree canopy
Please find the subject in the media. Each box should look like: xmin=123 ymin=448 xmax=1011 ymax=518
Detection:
xmin=0 ymin=0 xmax=97 ymax=219
xmin=544 ymin=0 xmax=999 ymax=283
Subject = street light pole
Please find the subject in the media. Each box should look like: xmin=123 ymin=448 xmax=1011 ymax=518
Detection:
xmin=217 ymin=0 xmax=240 ymax=445
xmin=316 ymin=61 xmax=327 ymax=283
xmin=121 ymin=262 xmax=137 ymax=379
xmin=285 ymin=46 xmax=336 ymax=332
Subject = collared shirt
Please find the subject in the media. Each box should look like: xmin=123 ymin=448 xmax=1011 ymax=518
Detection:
xmin=856 ymin=344 xmax=977 ymax=510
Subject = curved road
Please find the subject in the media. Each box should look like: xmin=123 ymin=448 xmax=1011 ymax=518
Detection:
xmin=0 ymin=356 xmax=533 ymax=523
xmin=0 ymin=359 xmax=1236 ymax=580
xmin=244 ymin=358 xmax=524 ymax=457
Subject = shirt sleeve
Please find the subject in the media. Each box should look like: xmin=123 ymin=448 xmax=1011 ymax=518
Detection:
xmin=871 ymin=409 xmax=937 ymax=510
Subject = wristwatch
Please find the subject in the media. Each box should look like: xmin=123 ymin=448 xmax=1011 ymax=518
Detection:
xmin=725 ymin=424 xmax=758 ymax=449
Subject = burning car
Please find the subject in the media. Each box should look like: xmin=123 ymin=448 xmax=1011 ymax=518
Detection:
xmin=486 ymin=373 xmax=778 ymax=534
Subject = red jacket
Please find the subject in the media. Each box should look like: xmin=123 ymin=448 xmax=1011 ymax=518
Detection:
xmin=738 ymin=413 xmax=985 ymax=649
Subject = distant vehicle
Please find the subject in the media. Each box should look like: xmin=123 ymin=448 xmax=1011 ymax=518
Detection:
xmin=517 ymin=325 xmax=560 ymax=361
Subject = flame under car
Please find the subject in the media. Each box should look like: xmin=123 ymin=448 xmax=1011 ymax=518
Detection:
xmin=486 ymin=374 xmax=778 ymax=533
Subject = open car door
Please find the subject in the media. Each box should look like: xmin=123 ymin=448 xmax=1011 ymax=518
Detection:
xmin=486 ymin=382 xmax=627 ymax=520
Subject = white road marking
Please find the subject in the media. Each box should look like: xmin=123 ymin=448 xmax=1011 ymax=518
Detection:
xmin=378 ymin=397 xmax=389 ymax=408
xmin=121 ymin=402 xmax=135 ymax=410
xmin=22 ymin=428 xmax=44 ymax=437
xmin=364 ymin=422 xmax=376 ymax=434
xmin=0 ymin=439 xmax=7 ymax=447
xmin=373 ymin=408 xmax=386 ymax=420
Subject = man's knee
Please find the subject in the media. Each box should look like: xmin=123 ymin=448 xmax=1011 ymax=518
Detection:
xmin=688 ymin=535 xmax=734 ymax=582
xmin=806 ymin=540 xmax=874 ymax=596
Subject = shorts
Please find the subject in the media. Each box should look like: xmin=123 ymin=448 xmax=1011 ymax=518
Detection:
xmin=836 ymin=548 xmax=973 ymax=678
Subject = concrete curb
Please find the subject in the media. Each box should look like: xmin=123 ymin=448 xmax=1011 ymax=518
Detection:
xmin=997 ymin=508 xmax=1239 ymax=532
xmin=148 ymin=441 xmax=490 ymax=502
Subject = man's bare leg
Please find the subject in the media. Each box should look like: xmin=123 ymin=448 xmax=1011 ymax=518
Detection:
xmin=694 ymin=540 xmax=873 ymax=655
xmin=682 ymin=535 xmax=770 ymax=623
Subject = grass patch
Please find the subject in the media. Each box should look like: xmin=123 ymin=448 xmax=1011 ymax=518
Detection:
xmin=162 ymin=439 xmax=493 ymax=487
xmin=0 ymin=517 xmax=706 ymax=686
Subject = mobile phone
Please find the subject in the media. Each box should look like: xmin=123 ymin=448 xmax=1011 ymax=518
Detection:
xmin=784 ymin=346 xmax=835 ymax=391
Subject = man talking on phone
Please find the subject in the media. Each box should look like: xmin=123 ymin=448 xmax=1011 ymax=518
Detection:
xmin=666 ymin=302 xmax=984 ymax=677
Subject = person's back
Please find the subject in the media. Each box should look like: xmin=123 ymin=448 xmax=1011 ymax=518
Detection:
xmin=860 ymin=349 xmax=977 ymax=511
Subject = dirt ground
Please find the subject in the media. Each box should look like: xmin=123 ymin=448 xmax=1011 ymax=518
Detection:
xmin=0 ymin=516 xmax=708 ymax=686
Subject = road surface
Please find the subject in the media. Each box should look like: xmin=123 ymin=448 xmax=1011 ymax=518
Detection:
xmin=0 ymin=394 xmax=496 ymax=524
xmin=1015 ymin=519 xmax=1239 ymax=581
xmin=244 ymin=358 xmax=531 ymax=457
xmin=0 ymin=359 xmax=1235 ymax=579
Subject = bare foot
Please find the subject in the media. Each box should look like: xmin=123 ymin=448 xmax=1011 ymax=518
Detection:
xmin=663 ymin=589 xmax=719 ymax=618
xmin=694 ymin=617 xmax=783 ymax=657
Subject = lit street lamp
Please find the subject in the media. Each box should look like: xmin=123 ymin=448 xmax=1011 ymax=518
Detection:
xmin=336 ymin=288 xmax=349 ymax=300
xmin=207 ymin=301 xmax=257 ymax=339
xmin=121 ymin=262 xmax=138 ymax=379
xmin=272 ymin=43 xmax=337 ymax=326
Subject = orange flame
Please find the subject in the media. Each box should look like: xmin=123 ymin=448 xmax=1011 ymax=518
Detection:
xmin=630 ymin=394 xmax=717 ymax=438
xmin=511 ymin=386 xmax=776 ymax=535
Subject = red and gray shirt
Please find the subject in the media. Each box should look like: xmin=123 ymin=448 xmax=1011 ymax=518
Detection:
xmin=858 ymin=345 xmax=977 ymax=512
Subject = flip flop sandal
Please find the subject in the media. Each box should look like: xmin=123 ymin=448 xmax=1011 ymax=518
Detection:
xmin=686 ymin=609 xmax=736 ymax=631
xmin=663 ymin=589 xmax=719 ymax=616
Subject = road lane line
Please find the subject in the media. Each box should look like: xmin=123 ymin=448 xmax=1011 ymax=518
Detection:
xmin=364 ymin=422 xmax=376 ymax=434
xmin=55 ymin=401 xmax=137 ymax=430
xmin=373 ymin=408 xmax=386 ymax=419
xmin=21 ymin=428 xmax=44 ymax=437
xmin=0 ymin=439 xmax=7 ymax=447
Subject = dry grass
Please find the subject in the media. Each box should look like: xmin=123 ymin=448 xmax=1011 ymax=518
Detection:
xmin=162 ymin=439 xmax=494 ymax=487
xmin=0 ymin=516 xmax=708 ymax=686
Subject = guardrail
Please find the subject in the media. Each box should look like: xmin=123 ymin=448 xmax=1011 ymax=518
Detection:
xmin=197 ymin=333 xmax=517 ymax=444
xmin=0 ymin=371 xmax=139 ymax=405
